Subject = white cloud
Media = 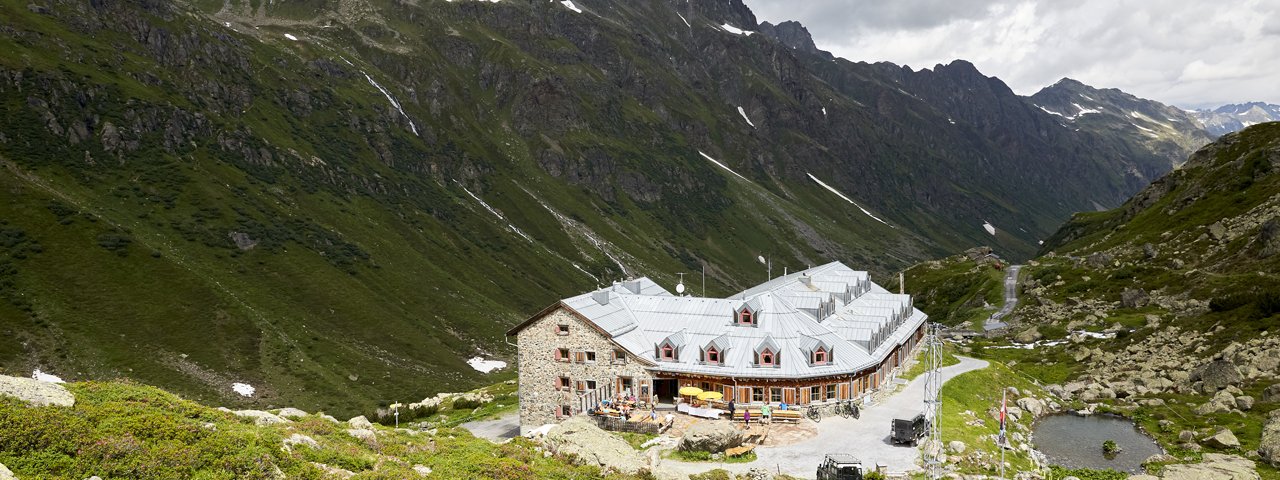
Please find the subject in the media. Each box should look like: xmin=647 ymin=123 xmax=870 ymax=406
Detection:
xmin=745 ymin=0 xmax=1280 ymax=108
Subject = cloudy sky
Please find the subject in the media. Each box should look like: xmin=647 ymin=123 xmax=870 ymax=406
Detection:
xmin=743 ymin=0 xmax=1280 ymax=109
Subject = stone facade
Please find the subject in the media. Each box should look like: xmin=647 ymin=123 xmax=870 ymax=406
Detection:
xmin=516 ymin=307 xmax=653 ymax=433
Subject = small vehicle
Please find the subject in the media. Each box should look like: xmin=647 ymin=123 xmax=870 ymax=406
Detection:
xmin=816 ymin=453 xmax=864 ymax=480
xmin=891 ymin=413 xmax=929 ymax=445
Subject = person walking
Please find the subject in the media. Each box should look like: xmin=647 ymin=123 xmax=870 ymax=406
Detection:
xmin=761 ymin=402 xmax=772 ymax=425
xmin=727 ymin=399 xmax=736 ymax=421
xmin=743 ymin=409 xmax=751 ymax=426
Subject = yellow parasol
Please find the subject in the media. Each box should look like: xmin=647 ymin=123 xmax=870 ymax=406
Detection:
xmin=678 ymin=386 xmax=704 ymax=397
xmin=697 ymin=391 xmax=723 ymax=401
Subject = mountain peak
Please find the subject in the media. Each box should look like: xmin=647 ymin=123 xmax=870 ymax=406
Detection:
xmin=757 ymin=20 xmax=831 ymax=59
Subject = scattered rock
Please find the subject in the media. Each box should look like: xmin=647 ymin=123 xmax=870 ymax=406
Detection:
xmin=0 ymin=374 xmax=76 ymax=407
xmin=1208 ymin=221 xmax=1227 ymax=242
xmin=348 ymin=415 xmax=373 ymax=430
xmin=233 ymin=410 xmax=290 ymax=426
xmin=346 ymin=428 xmax=376 ymax=442
xmin=1197 ymin=390 xmax=1239 ymax=415
xmin=1016 ymin=397 xmax=1045 ymax=418
xmin=0 ymin=462 xmax=13 ymax=480
xmin=1205 ymin=429 xmax=1241 ymax=449
xmin=283 ymin=433 xmax=319 ymax=452
xmin=1179 ymin=430 xmax=1197 ymax=443
xmin=1014 ymin=327 xmax=1042 ymax=343
xmin=947 ymin=440 xmax=967 ymax=454
xmin=276 ymin=407 xmax=309 ymax=419
xmin=310 ymin=462 xmax=355 ymax=479
xmin=1260 ymin=409 xmax=1280 ymax=468
xmin=1122 ymin=288 xmax=1150 ymax=308
xmin=227 ymin=231 xmax=258 ymax=251
xmin=1263 ymin=384 xmax=1280 ymax=403
xmin=542 ymin=416 xmax=644 ymax=474
xmin=412 ymin=464 xmax=432 ymax=476
xmin=678 ymin=421 xmax=742 ymax=453
xmin=1159 ymin=453 xmax=1258 ymax=480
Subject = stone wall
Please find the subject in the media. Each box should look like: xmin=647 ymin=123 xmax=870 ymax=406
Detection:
xmin=516 ymin=307 xmax=653 ymax=433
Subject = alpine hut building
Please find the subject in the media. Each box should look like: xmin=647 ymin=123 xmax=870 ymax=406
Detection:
xmin=506 ymin=261 xmax=928 ymax=433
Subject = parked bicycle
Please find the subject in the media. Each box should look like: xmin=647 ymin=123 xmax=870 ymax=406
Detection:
xmin=805 ymin=406 xmax=823 ymax=423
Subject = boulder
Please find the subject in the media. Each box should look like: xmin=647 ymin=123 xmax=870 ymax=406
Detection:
xmin=947 ymin=440 xmax=967 ymax=454
xmin=1017 ymin=397 xmax=1046 ymax=417
xmin=413 ymin=465 xmax=432 ymax=476
xmin=276 ymin=408 xmax=309 ymax=419
xmin=0 ymin=374 xmax=75 ymax=407
xmin=1263 ymin=384 xmax=1280 ymax=403
xmin=1261 ymin=409 xmax=1280 ymax=467
xmin=1122 ymin=289 xmax=1150 ymax=308
xmin=346 ymin=429 xmax=376 ymax=442
xmin=543 ymin=416 xmax=644 ymax=474
xmin=1205 ymin=429 xmax=1241 ymax=449
xmin=283 ymin=433 xmax=319 ymax=452
xmin=0 ymin=463 xmax=13 ymax=480
xmin=1208 ymin=221 xmax=1227 ymax=242
xmin=233 ymin=410 xmax=290 ymax=426
xmin=1197 ymin=390 xmax=1239 ymax=415
xmin=1194 ymin=360 xmax=1243 ymax=393
xmin=1014 ymin=327 xmax=1042 ymax=343
xmin=348 ymin=415 xmax=374 ymax=430
xmin=310 ymin=462 xmax=355 ymax=479
xmin=1179 ymin=430 xmax=1197 ymax=443
xmin=1159 ymin=453 xmax=1258 ymax=480
xmin=678 ymin=421 xmax=743 ymax=453
xmin=1237 ymin=396 xmax=1254 ymax=411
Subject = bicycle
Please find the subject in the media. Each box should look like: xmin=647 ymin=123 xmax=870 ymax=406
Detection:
xmin=805 ymin=406 xmax=823 ymax=423
xmin=836 ymin=400 xmax=860 ymax=419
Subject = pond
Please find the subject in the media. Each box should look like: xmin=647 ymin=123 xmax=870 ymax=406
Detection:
xmin=1033 ymin=413 xmax=1163 ymax=473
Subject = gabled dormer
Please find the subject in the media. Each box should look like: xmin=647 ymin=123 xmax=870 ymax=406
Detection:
xmin=797 ymin=334 xmax=833 ymax=366
xmin=753 ymin=335 xmax=780 ymax=367
xmin=655 ymin=330 xmax=686 ymax=362
xmin=734 ymin=297 xmax=763 ymax=327
xmin=700 ymin=334 xmax=730 ymax=366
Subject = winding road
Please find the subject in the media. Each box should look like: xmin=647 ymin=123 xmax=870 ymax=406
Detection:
xmin=983 ymin=264 xmax=1022 ymax=331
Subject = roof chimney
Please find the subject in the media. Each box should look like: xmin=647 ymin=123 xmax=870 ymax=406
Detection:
xmin=592 ymin=290 xmax=611 ymax=305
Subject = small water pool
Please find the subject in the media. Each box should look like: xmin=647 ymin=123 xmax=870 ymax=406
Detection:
xmin=1033 ymin=413 xmax=1163 ymax=473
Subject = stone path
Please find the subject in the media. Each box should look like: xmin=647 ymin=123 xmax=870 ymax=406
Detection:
xmin=984 ymin=265 xmax=1022 ymax=331
xmin=655 ymin=356 xmax=990 ymax=479
xmin=460 ymin=411 xmax=520 ymax=442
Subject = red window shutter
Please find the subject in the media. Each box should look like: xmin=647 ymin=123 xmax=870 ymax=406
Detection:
xmin=554 ymin=348 xmax=562 ymax=361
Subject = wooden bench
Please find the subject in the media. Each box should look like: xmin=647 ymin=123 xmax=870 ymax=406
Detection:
xmin=725 ymin=444 xmax=756 ymax=458
xmin=728 ymin=408 xmax=802 ymax=423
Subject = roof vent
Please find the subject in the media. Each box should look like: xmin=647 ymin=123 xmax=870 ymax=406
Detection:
xmin=800 ymin=275 xmax=813 ymax=286
xmin=592 ymin=290 xmax=611 ymax=305
xmin=621 ymin=279 xmax=642 ymax=294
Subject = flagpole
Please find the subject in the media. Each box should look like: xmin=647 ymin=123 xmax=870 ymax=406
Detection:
xmin=1000 ymin=388 xmax=1007 ymax=479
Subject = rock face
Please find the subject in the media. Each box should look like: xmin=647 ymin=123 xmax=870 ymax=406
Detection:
xmin=678 ymin=421 xmax=743 ymax=453
xmin=0 ymin=374 xmax=75 ymax=407
xmin=543 ymin=416 xmax=644 ymax=474
xmin=1260 ymin=409 xmax=1280 ymax=468
xmin=1158 ymin=453 xmax=1259 ymax=480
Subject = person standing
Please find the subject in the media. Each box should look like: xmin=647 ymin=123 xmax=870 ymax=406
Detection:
xmin=761 ymin=402 xmax=772 ymax=425
xmin=727 ymin=398 xmax=736 ymax=421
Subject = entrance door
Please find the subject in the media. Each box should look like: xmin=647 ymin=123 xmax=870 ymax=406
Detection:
xmin=653 ymin=379 xmax=678 ymax=404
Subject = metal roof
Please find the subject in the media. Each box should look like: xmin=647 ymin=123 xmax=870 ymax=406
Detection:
xmin=555 ymin=262 xmax=927 ymax=379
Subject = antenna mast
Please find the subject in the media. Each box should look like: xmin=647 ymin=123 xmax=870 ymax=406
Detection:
xmin=923 ymin=322 xmax=944 ymax=479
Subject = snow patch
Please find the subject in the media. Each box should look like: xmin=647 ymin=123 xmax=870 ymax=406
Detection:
xmin=525 ymin=423 xmax=557 ymax=438
xmin=467 ymin=356 xmax=507 ymax=373
xmin=232 ymin=383 xmax=255 ymax=397
xmin=821 ymin=107 xmax=827 ymax=116
xmin=1037 ymin=105 xmax=1066 ymax=118
xmin=1070 ymin=102 xmax=1100 ymax=116
xmin=982 ymin=221 xmax=996 ymax=236
xmin=283 ymin=33 xmax=299 ymax=41
xmin=720 ymin=23 xmax=753 ymax=36
xmin=805 ymin=173 xmax=891 ymax=226
xmin=675 ymin=12 xmax=690 ymax=27
xmin=32 ymin=369 xmax=65 ymax=384
xmin=362 ymin=73 xmax=419 ymax=137
xmin=698 ymin=151 xmax=749 ymax=181
xmin=736 ymin=106 xmax=756 ymax=128
xmin=458 ymin=183 xmax=533 ymax=242
xmin=948 ymin=118 xmax=956 ymax=125
xmin=558 ymin=0 xmax=581 ymax=13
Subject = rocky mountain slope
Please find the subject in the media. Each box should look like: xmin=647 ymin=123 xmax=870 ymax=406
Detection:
xmin=1194 ymin=103 xmax=1280 ymax=136
xmin=0 ymin=0 xmax=1189 ymax=414
xmin=1029 ymin=78 xmax=1215 ymax=169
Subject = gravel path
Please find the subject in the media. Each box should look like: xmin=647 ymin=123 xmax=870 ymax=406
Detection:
xmin=460 ymin=411 xmax=520 ymax=442
xmin=655 ymin=356 xmax=990 ymax=479
xmin=983 ymin=265 xmax=1022 ymax=331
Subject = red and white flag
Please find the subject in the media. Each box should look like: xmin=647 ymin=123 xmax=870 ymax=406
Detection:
xmin=998 ymin=390 xmax=1008 ymax=445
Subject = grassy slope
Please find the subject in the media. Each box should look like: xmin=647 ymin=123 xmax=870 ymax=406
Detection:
xmin=899 ymin=255 xmax=1006 ymax=328
xmin=0 ymin=380 xmax=618 ymax=480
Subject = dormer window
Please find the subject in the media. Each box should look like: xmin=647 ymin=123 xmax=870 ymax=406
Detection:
xmin=661 ymin=344 xmax=675 ymax=361
xmin=702 ymin=346 xmax=721 ymax=365
xmin=812 ymin=347 xmax=829 ymax=365
xmin=738 ymin=309 xmax=754 ymax=325
xmin=755 ymin=348 xmax=777 ymax=367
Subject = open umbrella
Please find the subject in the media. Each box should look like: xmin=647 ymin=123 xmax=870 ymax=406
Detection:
xmin=678 ymin=386 xmax=703 ymax=397
xmin=697 ymin=391 xmax=723 ymax=401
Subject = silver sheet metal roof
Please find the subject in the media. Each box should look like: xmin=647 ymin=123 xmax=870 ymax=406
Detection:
xmin=560 ymin=262 xmax=928 ymax=379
